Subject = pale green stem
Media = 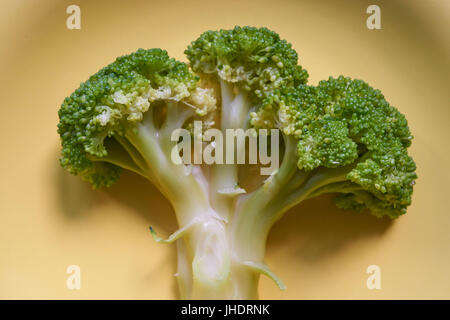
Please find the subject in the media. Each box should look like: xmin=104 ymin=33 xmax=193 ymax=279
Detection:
xmin=210 ymin=79 xmax=251 ymax=221
xmin=114 ymin=135 xmax=148 ymax=172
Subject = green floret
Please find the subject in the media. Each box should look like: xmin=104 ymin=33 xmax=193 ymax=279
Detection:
xmin=57 ymin=48 xmax=204 ymax=188
xmin=236 ymin=75 xmax=416 ymax=238
xmin=297 ymin=118 xmax=358 ymax=171
xmin=334 ymin=190 xmax=409 ymax=219
xmin=185 ymin=26 xmax=308 ymax=100
xmin=313 ymin=76 xmax=413 ymax=147
xmin=309 ymin=76 xmax=417 ymax=216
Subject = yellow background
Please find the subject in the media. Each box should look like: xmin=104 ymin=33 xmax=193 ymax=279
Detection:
xmin=0 ymin=0 xmax=449 ymax=299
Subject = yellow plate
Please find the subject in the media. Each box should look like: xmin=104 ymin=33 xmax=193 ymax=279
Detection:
xmin=0 ymin=0 xmax=449 ymax=299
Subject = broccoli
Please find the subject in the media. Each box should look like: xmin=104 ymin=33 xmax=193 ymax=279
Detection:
xmin=57 ymin=26 xmax=417 ymax=299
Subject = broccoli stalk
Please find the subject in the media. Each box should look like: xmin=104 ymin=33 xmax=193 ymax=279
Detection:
xmin=209 ymin=80 xmax=250 ymax=221
xmin=58 ymin=27 xmax=417 ymax=299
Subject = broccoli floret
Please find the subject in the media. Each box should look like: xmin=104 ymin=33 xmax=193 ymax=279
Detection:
xmin=58 ymin=48 xmax=215 ymax=190
xmin=230 ymin=76 xmax=416 ymax=272
xmin=185 ymin=26 xmax=308 ymax=99
xmin=57 ymin=28 xmax=417 ymax=300
xmin=245 ymin=77 xmax=416 ymax=219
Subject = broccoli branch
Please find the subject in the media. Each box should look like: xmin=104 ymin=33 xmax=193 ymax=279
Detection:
xmin=210 ymin=79 xmax=251 ymax=221
xmin=230 ymin=134 xmax=366 ymax=263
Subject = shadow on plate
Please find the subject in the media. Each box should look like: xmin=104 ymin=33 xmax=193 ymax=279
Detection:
xmin=268 ymin=193 xmax=393 ymax=264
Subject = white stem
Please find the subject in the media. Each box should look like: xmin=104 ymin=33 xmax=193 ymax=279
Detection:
xmin=211 ymin=80 xmax=251 ymax=221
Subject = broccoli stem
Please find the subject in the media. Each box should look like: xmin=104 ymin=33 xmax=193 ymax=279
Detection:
xmin=161 ymin=100 xmax=196 ymax=136
xmin=230 ymin=143 xmax=356 ymax=265
xmin=306 ymin=181 xmax=363 ymax=199
xmin=103 ymin=98 xmax=259 ymax=299
xmin=210 ymin=80 xmax=251 ymax=220
xmin=175 ymin=237 xmax=191 ymax=299
xmin=154 ymin=200 xmax=260 ymax=299
xmin=176 ymin=221 xmax=260 ymax=299
xmin=113 ymin=100 xmax=367 ymax=299
xmin=101 ymin=96 xmax=367 ymax=299
xmin=118 ymin=102 xmax=206 ymax=224
xmin=114 ymin=135 xmax=149 ymax=172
